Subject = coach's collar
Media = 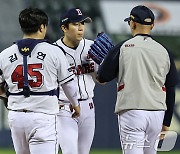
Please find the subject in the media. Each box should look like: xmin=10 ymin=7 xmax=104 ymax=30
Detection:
xmin=134 ymin=34 xmax=152 ymax=38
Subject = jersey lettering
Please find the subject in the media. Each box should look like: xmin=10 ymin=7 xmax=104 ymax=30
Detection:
xmin=89 ymin=102 xmax=94 ymax=109
xmin=86 ymin=54 xmax=92 ymax=61
xmin=11 ymin=63 xmax=43 ymax=89
xmin=37 ymin=52 xmax=46 ymax=61
xmin=9 ymin=53 xmax=18 ymax=63
xmin=71 ymin=62 xmax=95 ymax=75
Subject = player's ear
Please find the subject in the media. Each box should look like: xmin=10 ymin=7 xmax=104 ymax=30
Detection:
xmin=61 ymin=25 xmax=67 ymax=33
xmin=132 ymin=22 xmax=136 ymax=30
xmin=39 ymin=24 xmax=45 ymax=33
xmin=150 ymin=23 xmax=154 ymax=30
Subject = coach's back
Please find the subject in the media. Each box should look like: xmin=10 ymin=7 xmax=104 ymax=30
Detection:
xmin=115 ymin=35 xmax=170 ymax=113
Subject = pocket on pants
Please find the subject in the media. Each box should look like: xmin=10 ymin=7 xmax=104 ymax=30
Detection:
xmin=32 ymin=114 xmax=57 ymax=142
xmin=8 ymin=119 xmax=15 ymax=128
xmin=8 ymin=111 xmax=17 ymax=128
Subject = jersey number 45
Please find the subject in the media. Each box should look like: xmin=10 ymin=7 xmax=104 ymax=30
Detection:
xmin=11 ymin=63 xmax=43 ymax=89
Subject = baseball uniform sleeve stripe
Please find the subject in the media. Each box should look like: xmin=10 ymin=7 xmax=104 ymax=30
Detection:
xmin=59 ymin=74 xmax=75 ymax=85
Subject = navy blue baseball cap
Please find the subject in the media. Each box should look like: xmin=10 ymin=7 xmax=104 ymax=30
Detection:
xmin=124 ymin=5 xmax=154 ymax=25
xmin=60 ymin=8 xmax=92 ymax=26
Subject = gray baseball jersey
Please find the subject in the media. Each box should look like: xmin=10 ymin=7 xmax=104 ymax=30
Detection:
xmin=98 ymin=34 xmax=179 ymax=120
xmin=115 ymin=35 xmax=170 ymax=113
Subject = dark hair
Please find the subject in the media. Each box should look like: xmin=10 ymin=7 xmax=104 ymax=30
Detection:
xmin=61 ymin=22 xmax=69 ymax=29
xmin=19 ymin=8 xmax=48 ymax=34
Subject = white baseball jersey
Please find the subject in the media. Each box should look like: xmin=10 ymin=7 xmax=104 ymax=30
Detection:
xmin=55 ymin=38 xmax=98 ymax=102
xmin=0 ymin=40 xmax=74 ymax=114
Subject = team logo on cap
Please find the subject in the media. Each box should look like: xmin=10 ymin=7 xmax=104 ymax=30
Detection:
xmin=76 ymin=9 xmax=82 ymax=16
xmin=144 ymin=18 xmax=152 ymax=23
xmin=62 ymin=18 xmax=68 ymax=22
xmin=21 ymin=47 xmax=29 ymax=52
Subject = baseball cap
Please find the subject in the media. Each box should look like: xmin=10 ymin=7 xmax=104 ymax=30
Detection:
xmin=124 ymin=5 xmax=154 ymax=25
xmin=60 ymin=8 xmax=92 ymax=26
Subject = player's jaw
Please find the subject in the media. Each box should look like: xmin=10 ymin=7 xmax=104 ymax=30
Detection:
xmin=67 ymin=32 xmax=84 ymax=46
xmin=64 ymin=33 xmax=83 ymax=48
xmin=72 ymin=34 xmax=83 ymax=47
xmin=76 ymin=32 xmax=84 ymax=41
xmin=70 ymin=22 xmax=85 ymax=39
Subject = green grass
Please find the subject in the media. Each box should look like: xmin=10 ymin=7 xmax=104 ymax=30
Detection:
xmin=90 ymin=149 xmax=180 ymax=154
xmin=0 ymin=149 xmax=14 ymax=154
xmin=0 ymin=148 xmax=179 ymax=154
xmin=91 ymin=149 xmax=121 ymax=154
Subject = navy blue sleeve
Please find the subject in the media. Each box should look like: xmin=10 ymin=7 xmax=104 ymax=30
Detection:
xmin=163 ymin=50 xmax=179 ymax=126
xmin=97 ymin=41 xmax=125 ymax=83
xmin=165 ymin=51 xmax=179 ymax=87
xmin=163 ymin=86 xmax=176 ymax=126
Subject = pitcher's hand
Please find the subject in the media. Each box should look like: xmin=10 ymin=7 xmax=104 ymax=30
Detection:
xmin=69 ymin=104 xmax=80 ymax=118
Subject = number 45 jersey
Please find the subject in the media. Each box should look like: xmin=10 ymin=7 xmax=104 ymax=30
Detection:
xmin=0 ymin=39 xmax=74 ymax=114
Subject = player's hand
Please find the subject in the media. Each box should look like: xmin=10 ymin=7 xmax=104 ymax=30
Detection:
xmin=160 ymin=125 xmax=169 ymax=140
xmin=69 ymin=104 xmax=80 ymax=118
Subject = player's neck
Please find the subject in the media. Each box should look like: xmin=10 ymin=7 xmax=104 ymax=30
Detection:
xmin=62 ymin=37 xmax=80 ymax=48
xmin=132 ymin=26 xmax=151 ymax=36
xmin=23 ymin=33 xmax=45 ymax=40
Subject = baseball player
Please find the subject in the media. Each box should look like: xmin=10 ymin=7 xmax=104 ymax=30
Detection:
xmin=0 ymin=8 xmax=80 ymax=154
xmin=90 ymin=5 xmax=179 ymax=154
xmin=54 ymin=8 xmax=98 ymax=154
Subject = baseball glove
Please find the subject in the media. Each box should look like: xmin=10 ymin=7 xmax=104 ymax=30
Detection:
xmin=88 ymin=32 xmax=114 ymax=65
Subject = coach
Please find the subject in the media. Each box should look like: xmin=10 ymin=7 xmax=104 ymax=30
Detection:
xmin=97 ymin=5 xmax=179 ymax=154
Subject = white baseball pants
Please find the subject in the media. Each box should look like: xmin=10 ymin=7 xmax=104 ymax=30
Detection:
xmin=118 ymin=110 xmax=165 ymax=154
xmin=8 ymin=110 xmax=58 ymax=154
xmin=58 ymin=99 xmax=95 ymax=154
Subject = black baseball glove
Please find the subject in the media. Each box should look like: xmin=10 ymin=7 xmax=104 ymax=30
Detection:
xmin=88 ymin=32 xmax=114 ymax=65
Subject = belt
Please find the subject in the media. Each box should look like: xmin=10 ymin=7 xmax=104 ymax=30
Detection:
xmin=9 ymin=109 xmax=32 ymax=113
xmin=7 ymin=89 xmax=58 ymax=97
xmin=58 ymin=99 xmax=88 ymax=104
xmin=59 ymin=98 xmax=88 ymax=102
xmin=59 ymin=104 xmax=71 ymax=111
xmin=78 ymin=99 xmax=88 ymax=101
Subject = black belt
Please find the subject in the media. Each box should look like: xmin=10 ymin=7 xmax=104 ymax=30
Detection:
xmin=9 ymin=109 xmax=32 ymax=113
xmin=7 ymin=89 xmax=58 ymax=97
xmin=59 ymin=98 xmax=88 ymax=102
xmin=78 ymin=99 xmax=88 ymax=101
